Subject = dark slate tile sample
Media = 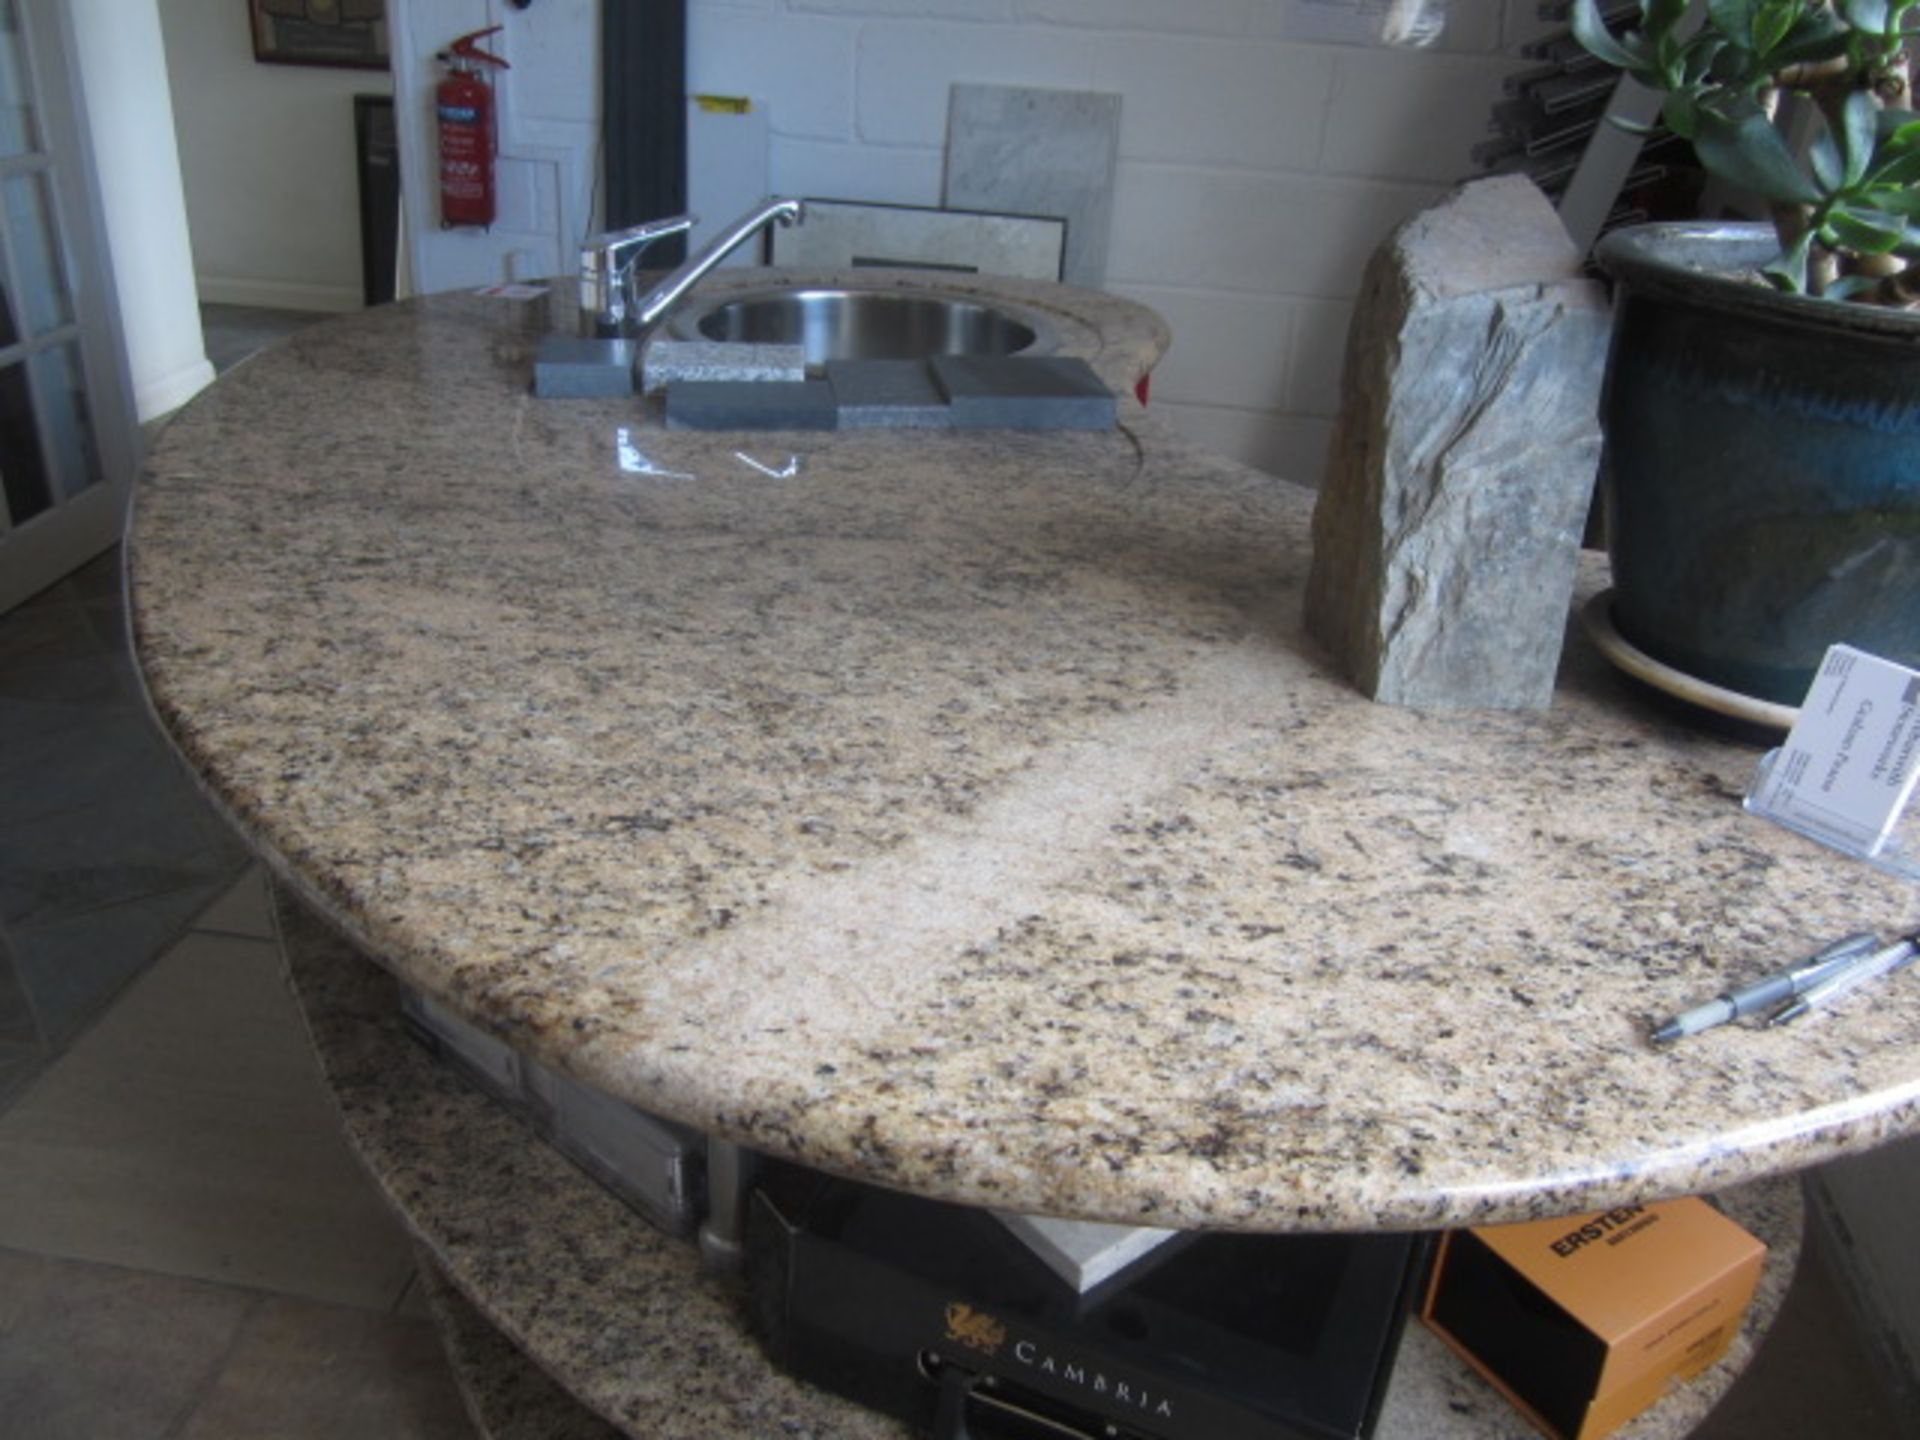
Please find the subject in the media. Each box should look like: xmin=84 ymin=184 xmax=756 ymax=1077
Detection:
xmin=664 ymin=380 xmax=838 ymax=431
xmin=931 ymin=355 xmax=1116 ymax=430
xmin=531 ymin=337 xmax=637 ymax=399
xmin=825 ymin=360 xmax=952 ymax=429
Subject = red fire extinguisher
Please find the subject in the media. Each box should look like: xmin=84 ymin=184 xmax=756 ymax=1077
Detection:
xmin=436 ymin=27 xmax=510 ymax=230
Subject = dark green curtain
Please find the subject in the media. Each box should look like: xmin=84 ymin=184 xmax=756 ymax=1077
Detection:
xmin=602 ymin=0 xmax=688 ymax=263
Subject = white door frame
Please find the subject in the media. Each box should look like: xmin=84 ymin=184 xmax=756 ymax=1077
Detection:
xmin=0 ymin=0 xmax=140 ymax=614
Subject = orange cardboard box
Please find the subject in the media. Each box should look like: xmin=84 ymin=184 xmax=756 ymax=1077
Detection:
xmin=1422 ymin=1198 xmax=1766 ymax=1440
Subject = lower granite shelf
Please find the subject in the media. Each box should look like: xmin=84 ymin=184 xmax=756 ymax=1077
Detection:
xmin=413 ymin=1246 xmax=623 ymax=1440
xmin=275 ymin=886 xmax=1804 ymax=1440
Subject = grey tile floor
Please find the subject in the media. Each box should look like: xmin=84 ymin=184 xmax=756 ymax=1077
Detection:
xmin=0 ymin=557 xmax=479 ymax=1438
xmin=0 ymin=547 xmax=252 ymax=1104
xmin=0 ymin=305 xmax=1911 ymax=1439
xmin=0 ymin=304 xmax=477 ymax=1438
xmin=199 ymin=303 xmax=330 ymax=375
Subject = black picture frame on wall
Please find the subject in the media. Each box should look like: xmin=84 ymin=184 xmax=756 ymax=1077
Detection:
xmin=249 ymin=0 xmax=390 ymax=72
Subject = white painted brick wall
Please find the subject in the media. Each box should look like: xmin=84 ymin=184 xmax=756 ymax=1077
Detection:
xmin=772 ymin=139 xmax=944 ymax=206
xmin=1319 ymin=49 xmax=1519 ymax=183
xmin=690 ymin=0 xmax=1535 ymax=485
xmin=695 ymin=10 xmax=859 ymax=138
xmin=1090 ymin=34 xmax=1334 ymax=171
xmin=1026 ymin=0 xmax=1256 ymax=34
xmin=852 ymin=22 xmax=1097 ymax=145
xmin=1108 ymin=167 xmax=1443 ymax=300
xmin=1252 ymin=0 xmax=1506 ymax=52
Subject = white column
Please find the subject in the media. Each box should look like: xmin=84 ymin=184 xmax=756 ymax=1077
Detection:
xmin=65 ymin=0 xmax=212 ymax=421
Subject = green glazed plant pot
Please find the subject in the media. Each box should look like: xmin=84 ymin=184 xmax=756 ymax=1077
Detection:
xmin=1596 ymin=222 xmax=1920 ymax=707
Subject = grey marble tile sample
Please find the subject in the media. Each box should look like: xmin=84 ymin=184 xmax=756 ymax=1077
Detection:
xmin=944 ymin=84 xmax=1121 ymax=288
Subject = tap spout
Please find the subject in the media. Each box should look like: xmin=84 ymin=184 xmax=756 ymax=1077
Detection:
xmin=578 ymin=214 xmax=698 ymax=333
xmin=632 ymin=197 xmax=804 ymax=337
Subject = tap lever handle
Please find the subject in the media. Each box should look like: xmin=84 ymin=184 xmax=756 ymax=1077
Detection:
xmin=581 ymin=214 xmax=698 ymax=260
xmin=580 ymin=214 xmax=700 ymax=329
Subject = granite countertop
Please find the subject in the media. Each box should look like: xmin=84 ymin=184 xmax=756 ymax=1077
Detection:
xmin=130 ymin=268 xmax=1920 ymax=1233
xmin=274 ymin=888 xmax=1804 ymax=1440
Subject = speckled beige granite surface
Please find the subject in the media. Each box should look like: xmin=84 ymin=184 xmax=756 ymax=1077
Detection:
xmin=131 ymin=269 xmax=1919 ymax=1233
xmin=412 ymin=1249 xmax=622 ymax=1440
xmin=279 ymin=889 xmax=1802 ymax=1440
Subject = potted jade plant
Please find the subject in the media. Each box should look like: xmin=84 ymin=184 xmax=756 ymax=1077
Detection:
xmin=1572 ymin=0 xmax=1920 ymax=708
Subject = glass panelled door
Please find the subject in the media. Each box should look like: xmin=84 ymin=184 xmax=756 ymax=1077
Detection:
xmin=0 ymin=0 xmax=137 ymax=615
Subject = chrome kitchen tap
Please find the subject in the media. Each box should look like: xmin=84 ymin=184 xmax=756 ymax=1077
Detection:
xmin=578 ymin=213 xmax=698 ymax=336
xmin=627 ymin=196 xmax=804 ymax=338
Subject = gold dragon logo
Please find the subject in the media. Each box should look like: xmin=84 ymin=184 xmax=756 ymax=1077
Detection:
xmin=943 ymin=1302 xmax=1007 ymax=1355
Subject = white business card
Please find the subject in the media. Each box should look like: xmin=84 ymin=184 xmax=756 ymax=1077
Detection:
xmin=1747 ymin=645 xmax=1920 ymax=859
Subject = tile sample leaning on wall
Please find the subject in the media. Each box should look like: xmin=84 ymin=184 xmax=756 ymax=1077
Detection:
xmin=772 ymin=199 xmax=1065 ymax=280
xmin=944 ymin=84 xmax=1120 ymax=289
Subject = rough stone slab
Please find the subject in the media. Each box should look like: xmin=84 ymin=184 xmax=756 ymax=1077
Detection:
xmin=1303 ymin=175 xmax=1609 ymax=711
xmin=531 ymin=337 xmax=636 ymax=399
xmin=931 ymin=355 xmax=1116 ymax=431
xmin=640 ymin=340 xmax=805 ymax=395
xmin=663 ymin=380 xmax=837 ymax=432
xmin=826 ymin=360 xmax=952 ymax=429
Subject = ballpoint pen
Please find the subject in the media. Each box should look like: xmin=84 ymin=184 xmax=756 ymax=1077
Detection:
xmin=1650 ymin=932 xmax=1880 ymax=1044
xmin=1768 ymin=933 xmax=1920 ymax=1026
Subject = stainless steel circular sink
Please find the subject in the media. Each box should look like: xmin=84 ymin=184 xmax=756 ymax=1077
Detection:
xmin=668 ymin=287 xmax=1051 ymax=364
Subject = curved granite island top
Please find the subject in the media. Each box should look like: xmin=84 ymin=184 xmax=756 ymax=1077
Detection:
xmin=130 ymin=269 xmax=1920 ymax=1233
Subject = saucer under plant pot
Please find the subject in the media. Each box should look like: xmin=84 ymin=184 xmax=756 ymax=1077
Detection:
xmin=1593 ymin=220 xmax=1920 ymax=707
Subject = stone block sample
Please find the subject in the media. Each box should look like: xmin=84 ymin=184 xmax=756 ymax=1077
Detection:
xmin=931 ymin=356 xmax=1116 ymax=431
xmin=531 ymin=337 xmax=637 ymax=399
xmin=826 ymin=359 xmax=952 ymax=429
xmin=640 ymin=340 xmax=805 ymax=395
xmin=1303 ymin=174 xmax=1609 ymax=710
xmin=663 ymin=380 xmax=837 ymax=432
